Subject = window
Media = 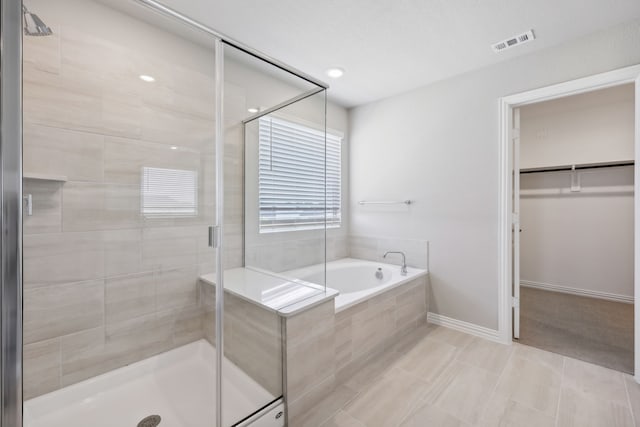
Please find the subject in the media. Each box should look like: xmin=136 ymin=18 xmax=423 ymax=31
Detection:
xmin=141 ymin=167 xmax=198 ymax=217
xmin=258 ymin=116 xmax=341 ymax=233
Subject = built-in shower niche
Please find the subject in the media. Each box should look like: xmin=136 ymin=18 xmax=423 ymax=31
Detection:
xmin=22 ymin=175 xmax=66 ymax=235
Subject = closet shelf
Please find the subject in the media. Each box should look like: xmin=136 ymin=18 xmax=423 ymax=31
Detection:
xmin=520 ymin=160 xmax=634 ymax=174
xmin=23 ymin=173 xmax=68 ymax=182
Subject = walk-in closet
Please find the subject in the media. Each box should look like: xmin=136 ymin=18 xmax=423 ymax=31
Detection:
xmin=516 ymin=83 xmax=635 ymax=373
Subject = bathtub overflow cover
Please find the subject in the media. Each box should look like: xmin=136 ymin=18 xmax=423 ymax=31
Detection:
xmin=137 ymin=415 xmax=162 ymax=427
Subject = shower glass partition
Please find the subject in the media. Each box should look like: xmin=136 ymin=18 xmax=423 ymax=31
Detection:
xmin=243 ymin=89 xmax=329 ymax=297
xmin=2 ymin=0 xmax=329 ymax=425
xmin=221 ymin=44 xmax=328 ymax=425
xmin=21 ymin=0 xmax=222 ymax=425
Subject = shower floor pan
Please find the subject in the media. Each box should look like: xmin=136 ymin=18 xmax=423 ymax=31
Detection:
xmin=24 ymin=340 xmax=276 ymax=427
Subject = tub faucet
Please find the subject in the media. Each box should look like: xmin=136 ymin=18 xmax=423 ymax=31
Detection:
xmin=383 ymin=251 xmax=407 ymax=276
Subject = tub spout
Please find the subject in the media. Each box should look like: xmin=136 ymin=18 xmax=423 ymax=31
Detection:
xmin=383 ymin=251 xmax=407 ymax=276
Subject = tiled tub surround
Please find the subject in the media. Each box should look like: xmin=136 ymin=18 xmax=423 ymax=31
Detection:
xmin=245 ymin=234 xmax=349 ymax=274
xmin=243 ymin=217 xmax=426 ymax=280
xmin=197 ymin=262 xmax=429 ymax=425
xmin=285 ymin=274 xmax=429 ymax=425
xmin=348 ymin=235 xmax=429 ymax=270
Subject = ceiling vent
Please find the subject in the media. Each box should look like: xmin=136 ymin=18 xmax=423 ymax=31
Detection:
xmin=491 ymin=30 xmax=535 ymax=53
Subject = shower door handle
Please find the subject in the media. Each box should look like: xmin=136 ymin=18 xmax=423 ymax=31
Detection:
xmin=208 ymin=225 xmax=220 ymax=248
xmin=23 ymin=194 xmax=33 ymax=216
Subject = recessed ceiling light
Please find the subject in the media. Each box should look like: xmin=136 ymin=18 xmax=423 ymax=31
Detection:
xmin=139 ymin=74 xmax=155 ymax=82
xmin=326 ymin=68 xmax=344 ymax=79
xmin=247 ymin=107 xmax=259 ymax=113
xmin=170 ymin=146 xmax=177 ymax=150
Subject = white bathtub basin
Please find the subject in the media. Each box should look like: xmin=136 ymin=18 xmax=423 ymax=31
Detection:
xmin=285 ymin=258 xmax=428 ymax=312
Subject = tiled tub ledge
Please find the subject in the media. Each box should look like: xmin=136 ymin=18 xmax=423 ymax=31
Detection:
xmin=198 ymin=267 xmax=340 ymax=316
xmin=197 ymin=267 xmax=340 ymax=401
xmin=199 ymin=264 xmax=430 ymax=426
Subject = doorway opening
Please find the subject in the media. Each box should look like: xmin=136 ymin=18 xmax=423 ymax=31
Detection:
xmin=516 ymin=85 xmax=634 ymax=372
xmin=499 ymin=65 xmax=640 ymax=380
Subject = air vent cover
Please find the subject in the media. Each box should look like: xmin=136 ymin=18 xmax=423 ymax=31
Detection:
xmin=492 ymin=30 xmax=535 ymax=53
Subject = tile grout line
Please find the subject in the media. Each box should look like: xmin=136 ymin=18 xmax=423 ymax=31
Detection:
xmin=554 ymin=357 xmax=566 ymax=427
xmin=317 ymin=324 xmax=416 ymax=426
xmin=314 ymin=385 xmax=363 ymax=427
xmin=475 ymin=342 xmax=516 ymax=424
xmin=394 ymin=334 xmax=459 ymax=425
xmin=326 ymin=389 xmax=365 ymax=427
xmin=393 ymin=375 xmax=436 ymax=427
xmin=623 ymin=375 xmax=636 ymax=425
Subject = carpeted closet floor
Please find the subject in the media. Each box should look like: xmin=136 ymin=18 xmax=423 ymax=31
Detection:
xmin=519 ymin=286 xmax=634 ymax=373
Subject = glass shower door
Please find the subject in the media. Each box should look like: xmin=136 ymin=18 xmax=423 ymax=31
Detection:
xmin=4 ymin=1 xmax=332 ymax=425
xmin=20 ymin=1 xmax=221 ymax=425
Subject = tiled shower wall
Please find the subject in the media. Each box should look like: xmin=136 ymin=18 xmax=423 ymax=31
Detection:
xmin=21 ymin=0 xmax=354 ymax=403
xmin=21 ymin=3 xmax=228 ymax=399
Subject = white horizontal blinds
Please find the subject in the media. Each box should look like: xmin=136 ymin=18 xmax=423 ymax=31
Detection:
xmin=141 ymin=167 xmax=198 ymax=217
xmin=259 ymin=116 xmax=342 ymax=232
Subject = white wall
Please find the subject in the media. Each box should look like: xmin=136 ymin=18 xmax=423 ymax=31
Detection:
xmin=520 ymin=84 xmax=635 ymax=169
xmin=349 ymin=18 xmax=640 ymax=329
xmin=520 ymin=168 xmax=634 ymax=299
xmin=519 ymin=86 xmax=635 ymax=300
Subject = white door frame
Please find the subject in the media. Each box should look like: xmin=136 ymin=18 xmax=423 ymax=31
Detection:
xmin=498 ymin=64 xmax=640 ymax=382
xmin=512 ymin=107 xmax=521 ymax=339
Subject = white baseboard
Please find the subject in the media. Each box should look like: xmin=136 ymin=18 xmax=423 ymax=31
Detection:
xmin=427 ymin=312 xmax=504 ymax=344
xmin=520 ymin=280 xmax=633 ymax=304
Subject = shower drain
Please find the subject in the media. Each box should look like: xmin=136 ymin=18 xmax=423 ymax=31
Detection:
xmin=137 ymin=415 xmax=161 ymax=427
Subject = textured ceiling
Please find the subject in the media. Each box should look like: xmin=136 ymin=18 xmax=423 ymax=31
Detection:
xmin=140 ymin=0 xmax=640 ymax=107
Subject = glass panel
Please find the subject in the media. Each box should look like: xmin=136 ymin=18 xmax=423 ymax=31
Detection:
xmin=21 ymin=1 xmax=218 ymax=425
xmin=244 ymin=91 xmax=330 ymax=296
xmin=244 ymin=90 xmax=331 ymax=295
xmin=222 ymin=43 xmax=328 ymax=425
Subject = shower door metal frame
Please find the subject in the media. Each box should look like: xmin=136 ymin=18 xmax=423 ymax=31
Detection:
xmin=214 ymin=38 xmax=225 ymax=427
xmin=133 ymin=0 xmax=328 ymax=91
xmin=0 ymin=0 xmax=24 ymax=425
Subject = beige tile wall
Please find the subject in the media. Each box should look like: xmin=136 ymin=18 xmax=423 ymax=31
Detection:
xmin=200 ymin=282 xmax=283 ymax=397
xmin=22 ymin=0 xmax=349 ymax=405
xmin=286 ymin=275 xmax=429 ymax=425
xmin=245 ymin=235 xmax=349 ymax=273
xmin=21 ymin=7 xmax=233 ymax=399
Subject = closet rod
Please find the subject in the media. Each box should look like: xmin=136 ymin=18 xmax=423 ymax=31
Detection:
xmin=520 ymin=161 xmax=635 ymax=174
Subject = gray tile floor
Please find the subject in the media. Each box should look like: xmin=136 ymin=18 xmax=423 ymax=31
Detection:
xmin=298 ymin=324 xmax=640 ymax=427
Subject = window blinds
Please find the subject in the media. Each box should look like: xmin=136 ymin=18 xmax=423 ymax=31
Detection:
xmin=141 ymin=166 xmax=198 ymax=217
xmin=258 ymin=117 xmax=341 ymax=232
